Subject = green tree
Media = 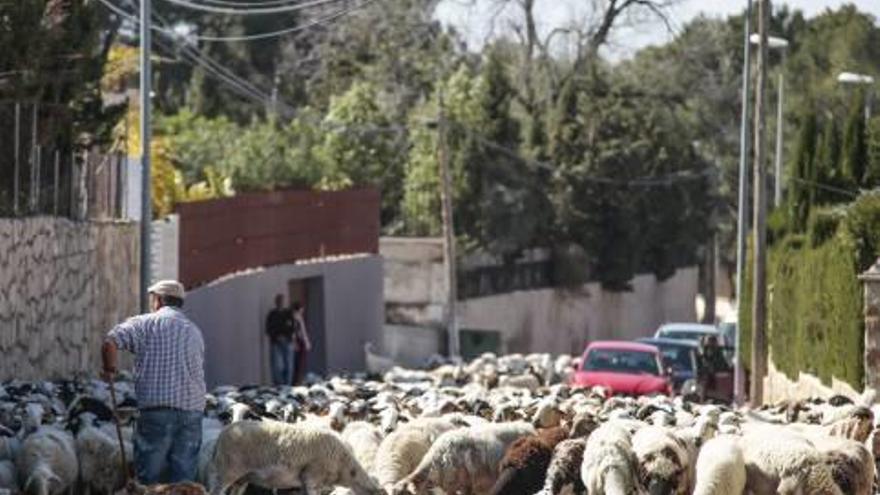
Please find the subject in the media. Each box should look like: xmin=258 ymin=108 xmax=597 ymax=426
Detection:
xmin=842 ymin=90 xmax=869 ymax=188
xmin=316 ymin=82 xmax=404 ymax=225
xmin=224 ymin=116 xmax=325 ymax=192
xmin=814 ymin=117 xmax=845 ymax=204
xmin=157 ymin=109 xmax=240 ymax=185
xmin=788 ymin=107 xmax=818 ymax=231
xmin=868 ymin=116 xmax=880 ymax=186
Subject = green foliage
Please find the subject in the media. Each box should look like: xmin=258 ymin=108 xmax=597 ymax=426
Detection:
xmin=788 ymin=107 xmax=818 ymax=231
xmin=157 ymin=110 xmax=240 ymax=184
xmin=868 ymin=116 xmax=880 ymax=186
xmin=316 ymin=82 xmax=404 ymax=224
xmin=741 ymin=192 xmax=880 ymax=387
xmin=841 ymin=191 xmax=880 ymax=271
xmin=806 ymin=207 xmax=844 ymax=247
xmin=767 ymin=208 xmax=790 ymax=245
xmin=767 ymin=232 xmax=862 ymax=386
xmin=814 ymin=118 xmax=845 ymax=204
xmin=842 ymin=91 xmax=869 ymax=187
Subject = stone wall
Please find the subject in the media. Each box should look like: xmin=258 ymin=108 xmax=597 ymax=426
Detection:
xmin=0 ymin=217 xmax=139 ymax=380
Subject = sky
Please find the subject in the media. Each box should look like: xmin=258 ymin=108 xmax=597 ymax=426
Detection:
xmin=435 ymin=0 xmax=880 ymax=60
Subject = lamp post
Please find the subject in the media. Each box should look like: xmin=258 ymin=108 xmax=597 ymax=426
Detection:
xmin=750 ymin=34 xmax=788 ymax=208
xmin=733 ymin=0 xmax=753 ymax=407
xmin=837 ymin=72 xmax=875 ymax=121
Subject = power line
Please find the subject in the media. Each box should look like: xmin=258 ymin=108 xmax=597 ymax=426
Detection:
xmin=789 ymin=177 xmax=859 ymax=198
xmin=191 ymin=0 xmax=376 ymax=42
xmin=100 ymin=0 xmax=296 ymax=112
xmin=158 ymin=0 xmax=344 ymax=15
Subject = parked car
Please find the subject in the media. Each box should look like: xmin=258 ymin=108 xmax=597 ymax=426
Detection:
xmin=635 ymin=337 xmax=699 ymax=392
xmin=637 ymin=337 xmax=735 ymax=403
xmin=571 ymin=341 xmax=673 ymax=396
xmin=654 ymin=322 xmax=728 ymax=346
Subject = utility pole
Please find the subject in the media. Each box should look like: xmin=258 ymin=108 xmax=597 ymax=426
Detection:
xmin=750 ymin=0 xmax=770 ymax=406
xmin=733 ymin=0 xmax=753 ymax=406
xmin=140 ymin=0 xmax=153 ymax=311
xmin=437 ymin=91 xmax=460 ymax=359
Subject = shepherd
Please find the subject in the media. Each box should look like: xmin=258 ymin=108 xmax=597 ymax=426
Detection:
xmin=101 ymin=280 xmax=206 ymax=485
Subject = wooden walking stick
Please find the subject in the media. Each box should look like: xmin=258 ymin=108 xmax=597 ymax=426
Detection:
xmin=107 ymin=376 xmax=132 ymax=486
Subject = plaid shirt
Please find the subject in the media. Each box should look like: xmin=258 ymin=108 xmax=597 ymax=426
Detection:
xmin=108 ymin=307 xmax=206 ymax=412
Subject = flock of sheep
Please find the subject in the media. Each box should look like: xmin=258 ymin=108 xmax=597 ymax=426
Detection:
xmin=1 ymin=352 xmax=879 ymax=495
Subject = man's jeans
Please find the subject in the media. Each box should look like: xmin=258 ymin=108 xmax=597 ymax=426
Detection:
xmin=270 ymin=339 xmax=294 ymax=386
xmin=135 ymin=408 xmax=203 ymax=484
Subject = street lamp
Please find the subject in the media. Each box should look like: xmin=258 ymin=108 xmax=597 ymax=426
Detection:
xmin=837 ymin=71 xmax=875 ymax=121
xmin=750 ymin=34 xmax=788 ymax=208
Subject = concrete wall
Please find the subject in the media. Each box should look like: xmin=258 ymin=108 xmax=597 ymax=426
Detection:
xmin=458 ymin=267 xmax=699 ymax=355
xmin=381 ymin=238 xmax=447 ymax=326
xmin=763 ymin=360 xmax=862 ymax=404
xmin=151 ymin=214 xmax=179 ymax=282
xmin=184 ymin=255 xmax=384 ymax=387
xmin=0 ymin=217 xmax=139 ymax=380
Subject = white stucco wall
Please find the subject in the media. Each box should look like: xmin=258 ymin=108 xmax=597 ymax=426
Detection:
xmin=457 ymin=267 xmax=699 ymax=355
xmin=185 ymin=255 xmax=384 ymax=387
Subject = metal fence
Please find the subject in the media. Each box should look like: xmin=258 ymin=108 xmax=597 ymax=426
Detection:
xmin=0 ymin=102 xmax=127 ymax=220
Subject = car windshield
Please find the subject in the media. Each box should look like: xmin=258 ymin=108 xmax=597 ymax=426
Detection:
xmin=661 ymin=330 xmax=712 ymax=342
xmin=583 ymin=349 xmax=661 ymax=376
xmin=657 ymin=346 xmax=695 ymax=372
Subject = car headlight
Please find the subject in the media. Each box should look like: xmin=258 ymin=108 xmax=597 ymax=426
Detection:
xmin=681 ymin=379 xmax=699 ymax=396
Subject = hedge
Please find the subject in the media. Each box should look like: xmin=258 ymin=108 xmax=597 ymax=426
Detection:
xmin=738 ymin=191 xmax=880 ymax=388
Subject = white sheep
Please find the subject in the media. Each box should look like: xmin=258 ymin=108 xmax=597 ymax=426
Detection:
xmin=340 ymin=421 xmax=384 ymax=471
xmin=0 ymin=459 xmax=17 ymax=492
xmin=392 ymin=421 xmax=535 ymax=494
xmin=75 ymin=424 xmax=132 ymax=495
xmin=372 ymin=416 xmax=462 ymax=491
xmin=498 ymin=374 xmax=541 ymax=392
xmin=631 ymin=425 xmax=693 ymax=495
xmin=16 ymin=426 xmax=78 ymax=495
xmin=739 ymin=427 xmax=842 ymax=495
xmin=692 ymin=435 xmax=746 ymax=495
xmin=209 ymin=420 xmax=382 ymax=495
xmin=0 ymin=437 xmax=20 ymax=463
xmin=580 ymin=422 xmax=642 ymax=495
xmin=812 ymin=435 xmax=874 ymax=495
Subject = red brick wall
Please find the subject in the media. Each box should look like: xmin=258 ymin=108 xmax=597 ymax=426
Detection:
xmin=177 ymin=188 xmax=380 ymax=288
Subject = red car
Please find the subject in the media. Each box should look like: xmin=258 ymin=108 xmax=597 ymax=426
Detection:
xmin=571 ymin=341 xmax=673 ymax=396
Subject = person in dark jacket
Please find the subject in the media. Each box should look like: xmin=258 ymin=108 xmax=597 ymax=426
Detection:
xmin=266 ymin=294 xmax=294 ymax=386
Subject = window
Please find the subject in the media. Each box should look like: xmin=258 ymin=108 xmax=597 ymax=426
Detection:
xmin=583 ymin=349 xmax=661 ymax=376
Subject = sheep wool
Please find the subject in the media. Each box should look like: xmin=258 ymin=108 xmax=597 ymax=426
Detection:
xmin=536 ymin=438 xmax=587 ymax=495
xmin=393 ymin=421 xmax=534 ymax=494
xmin=631 ymin=426 xmax=693 ymax=495
xmin=210 ymin=420 xmax=382 ymax=495
xmin=76 ymin=424 xmax=132 ymax=495
xmin=0 ymin=459 xmax=17 ymax=491
xmin=580 ymin=422 xmax=642 ymax=495
xmin=16 ymin=426 xmax=78 ymax=495
xmin=340 ymin=421 xmax=384 ymax=471
xmin=692 ymin=435 xmax=746 ymax=495
xmin=372 ymin=417 xmax=461 ymax=490
xmin=740 ymin=428 xmax=843 ymax=495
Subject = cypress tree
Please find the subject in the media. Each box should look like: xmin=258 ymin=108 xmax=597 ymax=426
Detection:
xmin=815 ymin=117 xmax=843 ymax=205
xmin=865 ymin=116 xmax=880 ymax=187
xmin=842 ymin=90 xmax=868 ymax=188
xmin=788 ymin=107 xmax=818 ymax=231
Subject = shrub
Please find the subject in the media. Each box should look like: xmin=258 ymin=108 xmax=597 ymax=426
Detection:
xmin=807 ymin=207 xmax=845 ymax=248
xmin=740 ymin=193 xmax=872 ymax=388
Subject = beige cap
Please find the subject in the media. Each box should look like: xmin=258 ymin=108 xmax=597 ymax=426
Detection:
xmin=148 ymin=279 xmax=185 ymax=299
